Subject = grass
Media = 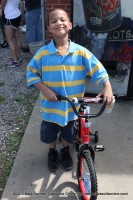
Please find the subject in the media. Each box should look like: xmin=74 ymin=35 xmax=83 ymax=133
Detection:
xmin=0 ymin=130 xmax=24 ymax=196
xmin=0 ymin=127 xmax=25 ymax=188
xmin=0 ymin=88 xmax=39 ymax=198
xmin=0 ymin=82 xmax=5 ymax=87
xmin=0 ymin=82 xmax=5 ymax=103
xmin=15 ymin=96 xmax=29 ymax=104
xmin=0 ymin=95 xmax=5 ymax=103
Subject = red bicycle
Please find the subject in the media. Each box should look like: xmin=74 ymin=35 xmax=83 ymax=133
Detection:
xmin=58 ymin=95 xmax=115 ymax=200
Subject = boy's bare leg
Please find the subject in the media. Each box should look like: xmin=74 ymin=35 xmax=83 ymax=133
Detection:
xmin=61 ymin=137 xmax=69 ymax=148
xmin=48 ymin=138 xmax=69 ymax=149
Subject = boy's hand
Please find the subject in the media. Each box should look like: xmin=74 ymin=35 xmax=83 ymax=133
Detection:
xmin=97 ymin=80 xmax=113 ymax=103
xmin=34 ymin=82 xmax=57 ymax=102
xmin=44 ymin=87 xmax=57 ymax=102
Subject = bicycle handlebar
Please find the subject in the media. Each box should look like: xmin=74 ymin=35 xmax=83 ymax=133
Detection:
xmin=57 ymin=95 xmax=107 ymax=119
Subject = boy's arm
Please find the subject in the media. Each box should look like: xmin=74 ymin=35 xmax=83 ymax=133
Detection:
xmin=27 ymin=62 xmax=57 ymax=101
xmin=84 ymin=53 xmax=113 ymax=103
xmin=34 ymin=82 xmax=57 ymax=102
xmin=26 ymin=56 xmax=57 ymax=102
xmin=97 ymin=80 xmax=113 ymax=103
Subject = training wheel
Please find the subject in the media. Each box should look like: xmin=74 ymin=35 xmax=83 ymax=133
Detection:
xmin=95 ymin=131 xmax=99 ymax=143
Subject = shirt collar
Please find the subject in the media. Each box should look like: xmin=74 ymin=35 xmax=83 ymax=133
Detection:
xmin=48 ymin=39 xmax=77 ymax=54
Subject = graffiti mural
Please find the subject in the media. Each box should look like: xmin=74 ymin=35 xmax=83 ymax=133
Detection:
xmin=82 ymin=0 xmax=122 ymax=32
xmin=101 ymin=17 xmax=133 ymax=85
xmin=102 ymin=18 xmax=133 ymax=63
xmin=73 ymin=0 xmax=133 ymax=96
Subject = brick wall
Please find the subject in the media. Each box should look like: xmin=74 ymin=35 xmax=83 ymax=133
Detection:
xmin=45 ymin=0 xmax=72 ymax=42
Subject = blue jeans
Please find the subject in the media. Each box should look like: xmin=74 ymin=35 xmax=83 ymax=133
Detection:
xmin=26 ymin=8 xmax=42 ymax=44
xmin=40 ymin=120 xmax=76 ymax=144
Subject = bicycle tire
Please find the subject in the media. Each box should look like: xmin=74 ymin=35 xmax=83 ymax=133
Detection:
xmin=77 ymin=152 xmax=97 ymax=200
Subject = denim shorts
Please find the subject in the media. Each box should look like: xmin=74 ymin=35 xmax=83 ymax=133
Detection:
xmin=40 ymin=120 xmax=75 ymax=144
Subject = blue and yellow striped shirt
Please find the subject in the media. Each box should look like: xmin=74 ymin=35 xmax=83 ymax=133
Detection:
xmin=27 ymin=39 xmax=109 ymax=126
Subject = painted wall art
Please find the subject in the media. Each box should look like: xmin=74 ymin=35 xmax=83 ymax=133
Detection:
xmin=73 ymin=0 xmax=133 ymax=96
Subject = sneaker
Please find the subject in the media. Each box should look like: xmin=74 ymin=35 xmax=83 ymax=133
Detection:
xmin=5 ymin=59 xmax=19 ymax=68
xmin=0 ymin=41 xmax=9 ymax=48
xmin=22 ymin=47 xmax=30 ymax=52
xmin=17 ymin=57 xmax=22 ymax=65
xmin=60 ymin=147 xmax=73 ymax=171
xmin=48 ymin=149 xmax=58 ymax=172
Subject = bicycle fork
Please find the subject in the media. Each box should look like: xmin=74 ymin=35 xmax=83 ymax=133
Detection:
xmin=77 ymin=144 xmax=95 ymax=161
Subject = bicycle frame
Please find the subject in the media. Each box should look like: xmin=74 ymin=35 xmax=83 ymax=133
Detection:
xmin=57 ymin=95 xmax=114 ymax=200
xmin=57 ymin=95 xmax=107 ymax=157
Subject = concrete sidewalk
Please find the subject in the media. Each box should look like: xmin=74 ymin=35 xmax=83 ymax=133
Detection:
xmin=1 ymin=97 xmax=133 ymax=200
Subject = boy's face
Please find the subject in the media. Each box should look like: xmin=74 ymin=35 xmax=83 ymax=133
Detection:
xmin=47 ymin=9 xmax=72 ymax=38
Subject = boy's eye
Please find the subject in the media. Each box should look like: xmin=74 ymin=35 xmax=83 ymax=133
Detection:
xmin=50 ymin=19 xmax=66 ymax=24
xmin=51 ymin=20 xmax=56 ymax=24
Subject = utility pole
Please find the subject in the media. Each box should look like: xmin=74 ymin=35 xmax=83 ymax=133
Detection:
xmin=41 ymin=0 xmax=45 ymax=43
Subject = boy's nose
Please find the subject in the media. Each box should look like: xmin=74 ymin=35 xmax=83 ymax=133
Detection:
xmin=56 ymin=20 xmax=62 ymax=25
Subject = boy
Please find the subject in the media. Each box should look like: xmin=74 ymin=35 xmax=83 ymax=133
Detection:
xmin=27 ymin=9 xmax=113 ymax=172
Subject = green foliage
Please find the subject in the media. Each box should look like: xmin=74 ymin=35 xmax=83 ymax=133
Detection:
xmin=0 ymin=95 xmax=5 ymax=103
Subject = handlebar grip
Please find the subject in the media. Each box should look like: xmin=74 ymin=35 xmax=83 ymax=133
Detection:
xmin=72 ymin=97 xmax=103 ymax=103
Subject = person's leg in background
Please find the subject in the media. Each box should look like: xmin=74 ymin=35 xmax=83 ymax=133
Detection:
xmin=13 ymin=15 xmax=22 ymax=63
xmin=0 ymin=10 xmax=8 ymax=48
xmin=34 ymin=7 xmax=42 ymax=42
xmin=4 ymin=17 xmax=22 ymax=67
xmin=26 ymin=8 xmax=42 ymax=43
xmin=5 ymin=26 xmax=17 ymax=60
xmin=23 ymin=8 xmax=42 ymax=52
xmin=14 ymin=27 xmax=22 ymax=64
xmin=4 ymin=25 xmax=18 ymax=67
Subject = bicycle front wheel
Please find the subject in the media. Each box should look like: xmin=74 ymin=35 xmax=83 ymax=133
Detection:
xmin=77 ymin=152 xmax=97 ymax=200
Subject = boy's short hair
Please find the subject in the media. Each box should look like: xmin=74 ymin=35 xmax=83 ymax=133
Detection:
xmin=46 ymin=8 xmax=71 ymax=25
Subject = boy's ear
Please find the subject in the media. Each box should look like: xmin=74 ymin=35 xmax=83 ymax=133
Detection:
xmin=69 ymin=22 xmax=72 ymax=30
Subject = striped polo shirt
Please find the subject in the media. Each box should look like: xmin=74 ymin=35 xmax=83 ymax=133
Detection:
xmin=27 ymin=39 xmax=109 ymax=126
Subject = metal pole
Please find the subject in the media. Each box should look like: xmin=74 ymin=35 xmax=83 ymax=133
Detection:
xmin=41 ymin=0 xmax=45 ymax=43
